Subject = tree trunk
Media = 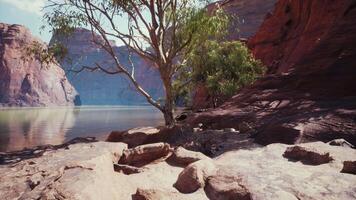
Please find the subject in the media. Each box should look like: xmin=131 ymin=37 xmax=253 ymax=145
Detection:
xmin=163 ymin=106 xmax=174 ymax=126
xmin=161 ymin=69 xmax=175 ymax=126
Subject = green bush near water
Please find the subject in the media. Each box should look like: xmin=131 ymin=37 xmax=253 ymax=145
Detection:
xmin=174 ymin=40 xmax=265 ymax=107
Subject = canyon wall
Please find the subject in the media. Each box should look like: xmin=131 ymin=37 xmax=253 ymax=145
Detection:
xmin=50 ymin=28 xmax=164 ymax=105
xmin=188 ymin=0 xmax=356 ymax=145
xmin=209 ymin=0 xmax=277 ymax=40
xmin=248 ymin=0 xmax=356 ymax=97
xmin=0 ymin=23 xmax=79 ymax=107
xmin=249 ymin=0 xmax=356 ymax=75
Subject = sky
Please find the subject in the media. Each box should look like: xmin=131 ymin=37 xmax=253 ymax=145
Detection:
xmin=0 ymin=0 xmax=52 ymax=42
xmin=0 ymin=0 xmax=142 ymax=46
xmin=0 ymin=0 xmax=205 ymax=46
xmin=0 ymin=0 xmax=148 ymax=46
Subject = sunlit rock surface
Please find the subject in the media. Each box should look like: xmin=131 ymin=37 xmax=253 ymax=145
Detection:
xmin=212 ymin=142 xmax=356 ymax=200
xmin=0 ymin=23 xmax=79 ymax=107
xmin=0 ymin=141 xmax=355 ymax=199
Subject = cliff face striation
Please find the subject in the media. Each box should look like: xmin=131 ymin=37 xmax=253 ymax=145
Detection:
xmin=0 ymin=23 xmax=79 ymax=107
xmin=50 ymin=28 xmax=164 ymax=105
xmin=249 ymin=0 xmax=356 ymax=75
xmin=188 ymin=0 xmax=356 ymax=145
xmin=208 ymin=0 xmax=277 ymax=40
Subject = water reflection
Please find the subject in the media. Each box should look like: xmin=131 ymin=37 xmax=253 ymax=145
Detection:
xmin=0 ymin=108 xmax=77 ymax=152
xmin=0 ymin=106 xmax=163 ymax=152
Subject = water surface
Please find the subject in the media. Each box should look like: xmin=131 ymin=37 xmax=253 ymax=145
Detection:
xmin=0 ymin=106 xmax=163 ymax=152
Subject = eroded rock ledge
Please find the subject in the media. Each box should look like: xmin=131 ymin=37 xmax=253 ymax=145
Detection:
xmin=0 ymin=138 xmax=355 ymax=200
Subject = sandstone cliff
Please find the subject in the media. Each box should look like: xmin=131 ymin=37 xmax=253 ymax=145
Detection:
xmin=50 ymin=28 xmax=164 ymax=105
xmin=209 ymin=0 xmax=277 ymax=39
xmin=0 ymin=23 xmax=79 ymax=107
xmin=249 ymin=0 xmax=356 ymax=75
xmin=188 ymin=0 xmax=356 ymax=145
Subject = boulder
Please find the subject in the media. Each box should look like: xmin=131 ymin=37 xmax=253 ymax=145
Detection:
xmin=205 ymin=170 xmax=252 ymax=200
xmin=283 ymin=146 xmax=333 ymax=165
xmin=168 ymin=147 xmax=211 ymax=166
xmin=119 ymin=143 xmax=171 ymax=167
xmin=328 ymin=139 xmax=355 ymax=149
xmin=174 ymin=159 xmax=217 ymax=193
xmin=341 ymin=161 xmax=356 ymax=175
xmin=107 ymin=127 xmax=160 ymax=148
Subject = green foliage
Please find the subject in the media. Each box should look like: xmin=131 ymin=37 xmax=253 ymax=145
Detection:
xmin=175 ymin=6 xmax=230 ymax=56
xmin=175 ymin=40 xmax=265 ymax=106
xmin=43 ymin=9 xmax=87 ymax=37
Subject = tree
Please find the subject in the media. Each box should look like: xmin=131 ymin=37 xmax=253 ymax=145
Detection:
xmin=174 ymin=40 xmax=265 ymax=107
xmin=43 ymin=0 xmax=228 ymax=126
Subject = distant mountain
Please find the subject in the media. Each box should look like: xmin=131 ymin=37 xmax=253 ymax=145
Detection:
xmin=0 ymin=23 xmax=79 ymax=107
xmin=50 ymin=28 xmax=164 ymax=105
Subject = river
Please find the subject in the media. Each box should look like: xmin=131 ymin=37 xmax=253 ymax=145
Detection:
xmin=0 ymin=106 xmax=164 ymax=152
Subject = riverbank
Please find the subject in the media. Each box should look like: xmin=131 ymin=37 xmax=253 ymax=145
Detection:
xmin=0 ymin=130 xmax=355 ymax=199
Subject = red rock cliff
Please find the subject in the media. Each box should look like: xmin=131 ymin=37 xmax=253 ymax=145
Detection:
xmin=188 ymin=0 xmax=356 ymax=145
xmin=249 ymin=0 xmax=356 ymax=75
xmin=0 ymin=23 xmax=79 ymax=106
xmin=209 ymin=0 xmax=277 ymax=39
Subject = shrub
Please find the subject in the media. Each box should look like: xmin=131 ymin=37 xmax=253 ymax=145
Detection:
xmin=175 ymin=40 xmax=265 ymax=107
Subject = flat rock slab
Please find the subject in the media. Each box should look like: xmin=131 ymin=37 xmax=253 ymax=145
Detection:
xmin=214 ymin=142 xmax=356 ymax=200
xmin=0 ymin=142 xmax=127 ymax=200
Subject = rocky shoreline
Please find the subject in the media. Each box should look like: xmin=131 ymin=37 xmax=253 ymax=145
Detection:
xmin=1 ymin=0 xmax=356 ymax=199
xmin=0 ymin=129 xmax=355 ymax=200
